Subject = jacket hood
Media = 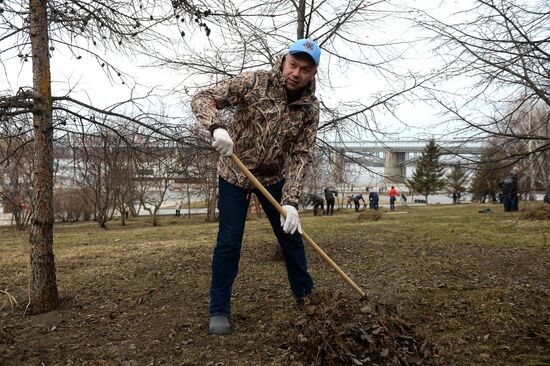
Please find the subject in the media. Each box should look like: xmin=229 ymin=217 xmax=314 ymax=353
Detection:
xmin=270 ymin=54 xmax=317 ymax=99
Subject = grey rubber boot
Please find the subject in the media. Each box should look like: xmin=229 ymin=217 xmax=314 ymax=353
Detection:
xmin=209 ymin=315 xmax=230 ymax=334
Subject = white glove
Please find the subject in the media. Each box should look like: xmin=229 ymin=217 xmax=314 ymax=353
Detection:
xmin=280 ymin=205 xmax=302 ymax=235
xmin=212 ymin=128 xmax=233 ymax=156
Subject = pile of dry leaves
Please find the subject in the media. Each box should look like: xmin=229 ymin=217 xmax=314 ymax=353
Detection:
xmin=279 ymin=290 xmax=439 ymax=365
xmin=357 ymin=210 xmax=384 ymax=221
xmin=521 ymin=205 xmax=550 ymax=220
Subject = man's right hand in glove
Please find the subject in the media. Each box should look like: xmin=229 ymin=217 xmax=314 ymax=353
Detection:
xmin=212 ymin=128 xmax=234 ymax=156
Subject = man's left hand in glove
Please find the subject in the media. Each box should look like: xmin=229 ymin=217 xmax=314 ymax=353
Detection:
xmin=280 ymin=205 xmax=302 ymax=235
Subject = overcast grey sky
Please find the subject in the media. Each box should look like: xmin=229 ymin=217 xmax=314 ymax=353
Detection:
xmin=1 ymin=0 xmax=485 ymax=140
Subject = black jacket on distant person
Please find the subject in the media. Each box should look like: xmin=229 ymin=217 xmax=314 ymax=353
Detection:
xmin=368 ymin=191 xmax=379 ymax=202
xmin=324 ymin=188 xmax=337 ymax=201
xmin=308 ymin=194 xmax=324 ymax=205
xmin=501 ymin=171 xmax=519 ymax=212
xmin=353 ymin=194 xmax=365 ymax=203
xmin=501 ymin=173 xmax=518 ymax=195
xmin=368 ymin=191 xmax=379 ymax=210
xmin=308 ymin=194 xmax=325 ymax=216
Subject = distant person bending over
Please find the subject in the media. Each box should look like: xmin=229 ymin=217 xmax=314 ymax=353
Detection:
xmin=308 ymin=194 xmax=325 ymax=216
xmin=192 ymin=39 xmax=321 ymax=335
xmin=353 ymin=193 xmax=366 ymax=212
xmin=388 ymin=186 xmax=399 ymax=211
xmin=324 ymin=186 xmax=338 ymax=216
xmin=346 ymin=195 xmax=354 ymax=209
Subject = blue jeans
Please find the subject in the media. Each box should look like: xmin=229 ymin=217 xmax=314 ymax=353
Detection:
xmin=210 ymin=177 xmax=314 ymax=318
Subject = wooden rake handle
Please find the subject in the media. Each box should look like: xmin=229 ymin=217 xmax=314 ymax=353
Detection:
xmin=230 ymin=153 xmax=366 ymax=298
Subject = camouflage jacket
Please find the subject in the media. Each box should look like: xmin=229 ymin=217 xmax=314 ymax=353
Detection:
xmin=191 ymin=55 xmax=320 ymax=207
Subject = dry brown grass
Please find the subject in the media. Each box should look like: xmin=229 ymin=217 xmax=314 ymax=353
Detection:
xmin=0 ymin=204 xmax=549 ymax=365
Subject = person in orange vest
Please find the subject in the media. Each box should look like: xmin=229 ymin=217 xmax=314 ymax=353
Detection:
xmin=388 ymin=186 xmax=399 ymax=211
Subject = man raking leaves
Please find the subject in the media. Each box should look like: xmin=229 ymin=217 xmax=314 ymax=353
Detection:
xmin=192 ymin=39 xmax=364 ymax=335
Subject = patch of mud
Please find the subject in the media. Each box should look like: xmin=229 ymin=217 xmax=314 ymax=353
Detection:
xmin=278 ymin=290 xmax=439 ymax=365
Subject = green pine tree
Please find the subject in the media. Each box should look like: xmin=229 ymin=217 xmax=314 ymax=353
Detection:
xmin=407 ymin=140 xmax=446 ymax=203
xmin=446 ymin=163 xmax=469 ymax=194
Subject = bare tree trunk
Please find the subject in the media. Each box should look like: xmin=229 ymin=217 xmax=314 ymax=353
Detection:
xmin=186 ymin=182 xmax=191 ymax=218
xmin=296 ymin=0 xmax=306 ymax=39
xmin=28 ymin=0 xmax=59 ymax=314
xmin=120 ymin=204 xmax=126 ymax=226
xmin=205 ymin=156 xmax=218 ymax=222
xmin=206 ymin=181 xmax=217 ymax=222
xmin=152 ymin=207 xmax=159 ymax=226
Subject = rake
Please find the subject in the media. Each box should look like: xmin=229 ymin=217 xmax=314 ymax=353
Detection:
xmin=231 ymin=153 xmax=366 ymax=298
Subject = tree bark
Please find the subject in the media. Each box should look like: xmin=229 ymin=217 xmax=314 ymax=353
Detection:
xmin=206 ymin=181 xmax=218 ymax=222
xmin=28 ymin=0 xmax=59 ymax=313
xmin=186 ymin=182 xmax=191 ymax=218
xmin=296 ymin=0 xmax=306 ymax=39
xmin=205 ymin=155 xmax=218 ymax=222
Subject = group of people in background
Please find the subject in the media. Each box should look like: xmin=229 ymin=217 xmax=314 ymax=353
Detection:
xmin=302 ymin=166 xmax=541 ymax=216
xmin=305 ymin=186 xmax=338 ymax=216
xmin=175 ymin=166 xmax=535 ymax=221
xmin=320 ymin=186 xmax=408 ymax=213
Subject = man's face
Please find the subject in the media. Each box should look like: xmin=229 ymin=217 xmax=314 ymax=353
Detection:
xmin=282 ymin=54 xmax=317 ymax=92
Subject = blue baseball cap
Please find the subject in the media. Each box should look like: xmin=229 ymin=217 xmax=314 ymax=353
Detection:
xmin=288 ymin=38 xmax=321 ymax=66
